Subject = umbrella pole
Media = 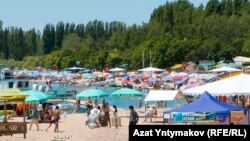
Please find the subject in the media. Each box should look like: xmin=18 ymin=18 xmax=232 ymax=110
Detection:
xmin=3 ymin=99 xmax=7 ymax=122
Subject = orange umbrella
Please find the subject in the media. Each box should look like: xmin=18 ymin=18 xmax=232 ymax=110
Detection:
xmin=17 ymin=103 xmax=34 ymax=111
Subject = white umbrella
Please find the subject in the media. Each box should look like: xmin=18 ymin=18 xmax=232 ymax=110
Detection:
xmin=209 ymin=66 xmax=242 ymax=72
xmin=138 ymin=67 xmax=164 ymax=72
xmin=183 ymin=73 xmax=250 ymax=96
xmin=109 ymin=68 xmax=126 ymax=72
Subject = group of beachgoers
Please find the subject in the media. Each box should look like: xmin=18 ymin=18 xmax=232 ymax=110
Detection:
xmin=32 ymin=81 xmax=52 ymax=93
xmin=84 ymin=97 xmax=118 ymax=129
xmin=84 ymin=97 xmax=141 ymax=129
xmin=29 ymin=102 xmax=61 ymax=132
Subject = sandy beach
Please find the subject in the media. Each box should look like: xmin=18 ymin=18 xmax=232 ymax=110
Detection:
xmin=1 ymin=108 xmax=165 ymax=141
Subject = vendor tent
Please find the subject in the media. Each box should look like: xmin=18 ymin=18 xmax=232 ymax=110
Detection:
xmin=144 ymin=90 xmax=182 ymax=101
xmin=183 ymin=73 xmax=250 ymax=96
xmin=164 ymin=91 xmax=248 ymax=116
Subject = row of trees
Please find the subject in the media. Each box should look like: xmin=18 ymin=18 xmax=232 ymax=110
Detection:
xmin=1 ymin=0 xmax=250 ymax=70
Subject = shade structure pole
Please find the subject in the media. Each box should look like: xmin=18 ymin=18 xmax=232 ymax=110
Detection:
xmin=3 ymin=99 xmax=7 ymax=122
xmin=229 ymin=112 xmax=231 ymax=125
xmin=248 ymin=110 xmax=250 ymax=125
xmin=23 ymin=100 xmax=26 ymax=139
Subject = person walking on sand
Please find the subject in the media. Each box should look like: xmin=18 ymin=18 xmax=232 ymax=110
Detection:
xmin=129 ymin=106 xmax=139 ymax=125
xmin=113 ymin=105 xmax=118 ymax=129
xmin=137 ymin=99 xmax=142 ymax=112
xmin=103 ymin=103 xmax=111 ymax=128
xmin=46 ymin=106 xmax=60 ymax=132
xmin=29 ymin=105 xmax=39 ymax=131
xmin=144 ymin=106 xmax=152 ymax=122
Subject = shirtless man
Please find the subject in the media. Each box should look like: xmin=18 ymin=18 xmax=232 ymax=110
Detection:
xmin=46 ymin=105 xmax=60 ymax=132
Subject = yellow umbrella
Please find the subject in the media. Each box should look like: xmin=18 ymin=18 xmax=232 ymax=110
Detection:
xmin=0 ymin=89 xmax=28 ymax=122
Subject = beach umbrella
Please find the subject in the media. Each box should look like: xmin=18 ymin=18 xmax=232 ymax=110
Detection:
xmin=83 ymin=69 xmax=91 ymax=73
xmin=25 ymin=95 xmax=42 ymax=103
xmin=76 ymin=89 xmax=107 ymax=99
xmin=110 ymin=88 xmax=143 ymax=98
xmin=83 ymin=73 xmax=93 ymax=79
xmin=24 ymin=90 xmax=51 ymax=102
xmin=110 ymin=88 xmax=144 ymax=113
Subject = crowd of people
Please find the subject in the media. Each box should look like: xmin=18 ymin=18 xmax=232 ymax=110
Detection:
xmin=29 ymin=102 xmax=61 ymax=132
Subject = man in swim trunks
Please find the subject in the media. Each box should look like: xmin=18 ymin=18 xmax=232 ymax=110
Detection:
xmin=46 ymin=105 xmax=60 ymax=132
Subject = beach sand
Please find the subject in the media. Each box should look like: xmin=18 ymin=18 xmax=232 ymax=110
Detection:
xmin=1 ymin=108 xmax=165 ymax=141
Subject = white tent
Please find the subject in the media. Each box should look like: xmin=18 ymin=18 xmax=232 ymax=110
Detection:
xmin=64 ymin=66 xmax=85 ymax=70
xmin=138 ymin=67 xmax=164 ymax=72
xmin=234 ymin=56 xmax=250 ymax=64
xmin=109 ymin=67 xmax=126 ymax=72
xmin=183 ymin=73 xmax=250 ymax=96
xmin=144 ymin=90 xmax=180 ymax=101
xmin=209 ymin=66 xmax=242 ymax=72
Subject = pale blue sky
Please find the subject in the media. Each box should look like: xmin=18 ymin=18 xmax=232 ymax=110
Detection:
xmin=0 ymin=0 xmax=209 ymax=31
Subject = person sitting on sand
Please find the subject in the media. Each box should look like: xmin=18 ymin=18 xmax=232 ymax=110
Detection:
xmin=88 ymin=108 xmax=100 ymax=129
xmin=46 ymin=106 xmax=60 ymax=132
xmin=85 ymin=104 xmax=93 ymax=125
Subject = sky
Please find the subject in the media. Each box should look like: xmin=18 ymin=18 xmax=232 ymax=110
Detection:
xmin=0 ymin=0 xmax=209 ymax=31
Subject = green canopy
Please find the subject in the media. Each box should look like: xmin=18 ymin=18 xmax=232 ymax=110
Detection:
xmin=76 ymin=89 xmax=107 ymax=99
xmin=110 ymin=88 xmax=144 ymax=98
xmin=24 ymin=90 xmax=51 ymax=102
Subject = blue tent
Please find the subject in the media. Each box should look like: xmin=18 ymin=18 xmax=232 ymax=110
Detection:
xmin=164 ymin=91 xmax=248 ymax=116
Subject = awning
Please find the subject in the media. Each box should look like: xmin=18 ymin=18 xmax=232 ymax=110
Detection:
xmin=171 ymin=64 xmax=182 ymax=69
xmin=144 ymin=90 xmax=181 ymax=101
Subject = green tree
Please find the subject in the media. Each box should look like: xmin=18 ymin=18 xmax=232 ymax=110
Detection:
xmin=55 ymin=22 xmax=64 ymax=49
xmin=42 ymin=24 xmax=55 ymax=54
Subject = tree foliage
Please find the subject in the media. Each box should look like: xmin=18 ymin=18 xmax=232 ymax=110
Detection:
xmin=1 ymin=0 xmax=250 ymax=70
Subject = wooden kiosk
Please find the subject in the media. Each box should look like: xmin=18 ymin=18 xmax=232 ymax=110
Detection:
xmin=0 ymin=89 xmax=28 ymax=139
